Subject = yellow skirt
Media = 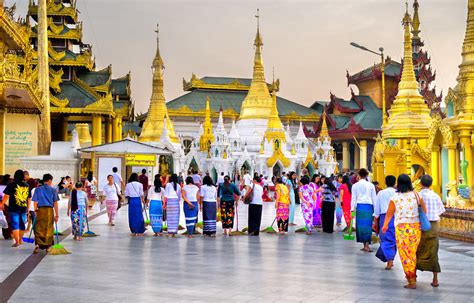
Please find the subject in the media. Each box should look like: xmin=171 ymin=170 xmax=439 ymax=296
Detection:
xmin=395 ymin=223 xmax=421 ymax=281
xmin=34 ymin=207 xmax=54 ymax=249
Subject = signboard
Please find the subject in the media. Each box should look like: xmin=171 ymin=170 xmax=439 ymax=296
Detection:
xmin=125 ymin=154 xmax=156 ymax=166
xmin=5 ymin=113 xmax=38 ymax=175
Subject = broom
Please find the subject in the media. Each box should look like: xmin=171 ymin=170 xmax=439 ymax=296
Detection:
xmin=48 ymin=220 xmax=71 ymax=255
xmin=343 ymin=212 xmax=355 ymax=240
xmin=295 ymin=226 xmax=308 ymax=233
xmin=261 ymin=217 xmax=277 ymax=233
xmin=82 ymin=214 xmax=98 ymax=237
xmin=230 ymin=204 xmax=246 ymax=236
xmin=143 ymin=202 xmax=150 ymax=226
xmin=22 ymin=216 xmax=36 ymax=244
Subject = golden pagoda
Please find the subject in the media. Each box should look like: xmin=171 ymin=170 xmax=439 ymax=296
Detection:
xmin=238 ymin=9 xmax=273 ymax=121
xmin=139 ymin=24 xmax=178 ymax=143
xmin=320 ymin=112 xmax=329 ymax=138
xmin=265 ymin=92 xmax=290 ymax=168
xmin=199 ymin=96 xmax=214 ymax=152
xmin=373 ymin=5 xmax=432 ymax=181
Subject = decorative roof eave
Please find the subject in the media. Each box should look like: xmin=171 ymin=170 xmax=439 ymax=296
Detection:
xmin=20 ymin=50 xmax=94 ymax=70
xmin=0 ymin=8 xmax=31 ymax=51
xmin=31 ymin=22 xmax=82 ymax=41
xmin=168 ymin=106 xmax=240 ymax=119
xmin=183 ymin=73 xmax=278 ymax=92
xmin=266 ymin=149 xmax=291 ymax=168
xmin=93 ymin=78 xmax=111 ymax=94
xmin=50 ymin=94 xmax=69 ymax=108
xmin=50 ymin=94 xmax=115 ymax=116
xmin=28 ymin=2 xmax=78 ymax=22
xmin=347 ymin=63 xmax=400 ymax=85
xmin=0 ymin=79 xmax=42 ymax=110
xmin=72 ymin=73 xmax=104 ymax=100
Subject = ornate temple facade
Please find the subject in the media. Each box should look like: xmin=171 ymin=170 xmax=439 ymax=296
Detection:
xmin=310 ymin=0 xmax=443 ymax=174
xmin=26 ymin=0 xmax=133 ymax=146
xmin=0 ymin=1 xmax=43 ymax=174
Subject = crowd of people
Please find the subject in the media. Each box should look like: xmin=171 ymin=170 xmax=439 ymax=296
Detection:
xmin=0 ymin=166 xmax=446 ymax=289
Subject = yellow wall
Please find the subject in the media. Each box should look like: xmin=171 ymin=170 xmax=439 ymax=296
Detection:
xmin=4 ymin=113 xmax=39 ymax=175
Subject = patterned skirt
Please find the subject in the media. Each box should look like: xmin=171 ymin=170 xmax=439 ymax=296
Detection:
xmin=396 ymin=223 xmax=421 ymax=281
xmin=71 ymin=206 xmax=86 ymax=237
xmin=34 ymin=207 xmax=54 ymax=249
xmin=203 ymin=201 xmax=217 ymax=235
xmin=301 ymin=201 xmax=314 ymax=230
xmin=376 ymin=214 xmax=397 ymax=262
xmin=166 ymin=198 xmax=180 ymax=234
xmin=276 ymin=202 xmax=290 ymax=232
xmin=220 ymin=200 xmax=235 ymax=229
xmin=356 ymin=204 xmax=374 ymax=243
xmin=416 ymin=221 xmax=441 ymax=273
xmin=149 ymin=200 xmax=163 ymax=233
xmin=184 ymin=201 xmax=198 ymax=234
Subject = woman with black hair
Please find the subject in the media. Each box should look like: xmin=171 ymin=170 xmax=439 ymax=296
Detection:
xmin=102 ymin=175 xmax=121 ymax=226
xmin=286 ymin=172 xmax=298 ymax=226
xmin=124 ymin=173 xmax=145 ymax=236
xmin=147 ymin=174 xmax=164 ymax=236
xmin=200 ymin=175 xmax=217 ymax=237
xmin=298 ymin=175 xmax=315 ymax=234
xmin=246 ymin=175 xmax=264 ymax=236
xmin=340 ymin=175 xmax=352 ymax=230
xmin=310 ymin=174 xmax=323 ymax=228
xmin=182 ymin=176 xmax=199 ymax=238
xmin=0 ymin=174 xmax=12 ymax=240
xmin=218 ymin=175 xmax=241 ymax=236
xmin=164 ymin=174 xmax=181 ymax=237
xmin=382 ymin=174 xmax=427 ymax=289
xmin=67 ymin=182 xmax=88 ymax=241
xmin=2 ymin=170 xmax=30 ymax=246
xmin=85 ymin=171 xmax=97 ymax=208
xmin=321 ymin=176 xmax=337 ymax=233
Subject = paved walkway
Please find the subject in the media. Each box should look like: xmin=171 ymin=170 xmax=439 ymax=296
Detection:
xmin=0 ymin=199 xmax=473 ymax=302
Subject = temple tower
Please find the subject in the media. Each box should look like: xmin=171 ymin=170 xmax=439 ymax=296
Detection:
xmin=199 ymin=96 xmax=214 ymax=152
xmin=236 ymin=9 xmax=274 ymax=152
xmin=139 ymin=24 xmax=178 ymax=143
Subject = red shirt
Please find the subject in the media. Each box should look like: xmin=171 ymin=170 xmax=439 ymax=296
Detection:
xmin=138 ymin=174 xmax=149 ymax=192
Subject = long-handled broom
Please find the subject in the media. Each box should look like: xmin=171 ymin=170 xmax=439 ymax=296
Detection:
xmin=82 ymin=214 xmax=98 ymax=237
xmin=48 ymin=220 xmax=71 ymax=255
xmin=343 ymin=212 xmax=355 ymax=240
xmin=231 ymin=204 xmax=246 ymax=236
xmin=143 ymin=202 xmax=150 ymax=226
xmin=261 ymin=217 xmax=277 ymax=234
xmin=22 ymin=216 xmax=36 ymax=244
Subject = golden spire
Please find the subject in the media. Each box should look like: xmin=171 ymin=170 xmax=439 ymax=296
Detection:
xmin=411 ymin=0 xmax=420 ymax=40
xmin=199 ymin=96 xmax=214 ymax=151
xmin=238 ymin=9 xmax=273 ymax=120
xmin=320 ymin=112 xmax=329 ymax=138
xmin=455 ymin=0 xmax=474 ymax=118
xmin=382 ymin=4 xmax=431 ymax=139
xmin=139 ymin=24 xmax=179 ymax=143
xmin=266 ymin=92 xmax=283 ymax=130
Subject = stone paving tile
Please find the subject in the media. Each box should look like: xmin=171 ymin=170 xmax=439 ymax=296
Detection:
xmin=3 ymin=202 xmax=474 ymax=302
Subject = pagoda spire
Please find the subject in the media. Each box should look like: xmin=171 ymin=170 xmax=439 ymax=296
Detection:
xmin=199 ymin=96 xmax=214 ymax=151
xmin=382 ymin=5 xmax=431 ymax=139
xmin=139 ymin=24 xmax=179 ymax=143
xmin=411 ymin=0 xmax=421 ymax=42
xmin=320 ymin=112 xmax=329 ymax=138
xmin=238 ymin=9 xmax=273 ymax=120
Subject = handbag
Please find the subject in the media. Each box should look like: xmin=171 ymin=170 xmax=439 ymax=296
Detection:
xmin=243 ymin=184 xmax=254 ymax=205
xmin=0 ymin=210 xmax=8 ymax=229
xmin=414 ymin=191 xmax=431 ymax=231
xmin=114 ymin=183 xmax=124 ymax=210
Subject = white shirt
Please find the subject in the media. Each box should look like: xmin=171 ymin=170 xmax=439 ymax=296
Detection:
xmin=102 ymin=183 xmax=121 ymax=201
xmin=147 ymin=186 xmax=163 ymax=201
xmin=200 ymin=185 xmax=217 ymax=202
xmin=183 ymin=184 xmax=199 ymax=202
xmin=217 ymin=175 xmax=225 ymax=185
xmin=29 ymin=188 xmax=36 ymax=211
xmin=112 ymin=172 xmax=122 ymax=185
xmin=373 ymin=187 xmax=396 ymax=218
xmin=124 ymin=181 xmax=143 ymax=198
xmin=419 ymin=188 xmax=445 ymax=222
xmin=164 ymin=183 xmax=181 ymax=199
xmin=243 ymin=174 xmax=252 ymax=187
xmin=350 ymin=179 xmax=377 ymax=211
xmin=251 ymin=184 xmax=264 ymax=205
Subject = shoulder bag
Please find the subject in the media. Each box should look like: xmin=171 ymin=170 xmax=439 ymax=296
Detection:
xmin=243 ymin=184 xmax=254 ymax=205
xmin=414 ymin=191 xmax=431 ymax=231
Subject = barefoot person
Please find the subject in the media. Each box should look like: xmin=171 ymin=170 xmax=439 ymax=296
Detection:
xmin=217 ymin=176 xmax=241 ymax=236
xmin=102 ymin=175 xmax=121 ymax=226
xmin=182 ymin=176 xmax=200 ymax=238
xmin=416 ymin=175 xmax=445 ymax=288
xmin=275 ymin=178 xmax=290 ymax=234
xmin=68 ymin=182 xmax=88 ymax=241
xmin=351 ymin=168 xmax=377 ymax=252
xmin=373 ymin=175 xmax=397 ymax=269
xmin=1 ymin=170 xmax=31 ymax=247
xmin=148 ymin=174 xmax=165 ymax=236
xmin=32 ymin=174 xmax=60 ymax=253
xmin=125 ymin=173 xmax=145 ymax=236
xmin=382 ymin=174 xmax=427 ymax=289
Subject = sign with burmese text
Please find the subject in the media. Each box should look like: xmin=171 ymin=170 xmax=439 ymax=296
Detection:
xmin=5 ymin=114 xmax=38 ymax=174
xmin=125 ymin=154 xmax=156 ymax=166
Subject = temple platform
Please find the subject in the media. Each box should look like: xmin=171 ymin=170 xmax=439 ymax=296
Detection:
xmin=0 ymin=200 xmax=473 ymax=302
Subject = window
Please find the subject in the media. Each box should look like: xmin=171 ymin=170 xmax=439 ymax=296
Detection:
xmin=183 ymin=139 xmax=192 ymax=155
xmin=274 ymin=139 xmax=280 ymax=150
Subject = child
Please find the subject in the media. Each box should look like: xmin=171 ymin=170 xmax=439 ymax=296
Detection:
xmin=67 ymin=182 xmax=88 ymax=241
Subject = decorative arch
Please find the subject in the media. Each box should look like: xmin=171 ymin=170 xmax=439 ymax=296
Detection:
xmin=428 ymin=114 xmax=453 ymax=149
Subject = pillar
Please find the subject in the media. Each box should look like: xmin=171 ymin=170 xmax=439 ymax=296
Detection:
xmin=406 ymin=139 xmax=412 ymax=176
xmin=61 ymin=115 xmax=69 ymax=141
xmin=105 ymin=117 xmax=112 ymax=143
xmin=359 ymin=140 xmax=367 ymax=169
xmin=112 ymin=116 xmax=122 ymax=142
xmin=91 ymin=115 xmax=102 ymax=146
xmin=445 ymin=144 xmax=457 ymax=182
xmin=430 ymin=146 xmax=441 ymax=194
xmin=0 ymin=109 xmax=5 ymax=175
xmin=354 ymin=144 xmax=360 ymax=169
xmin=342 ymin=141 xmax=350 ymax=171
xmin=460 ymin=131 xmax=472 ymax=187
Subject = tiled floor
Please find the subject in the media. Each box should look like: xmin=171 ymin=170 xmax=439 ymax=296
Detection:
xmin=1 ymin=200 xmax=473 ymax=302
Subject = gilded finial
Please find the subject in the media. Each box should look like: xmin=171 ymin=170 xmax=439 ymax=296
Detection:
xmin=153 ymin=23 xmax=164 ymax=68
xmin=254 ymin=8 xmax=263 ymax=48
xmin=412 ymin=0 xmax=421 ymax=38
xmin=320 ymin=112 xmax=329 ymax=138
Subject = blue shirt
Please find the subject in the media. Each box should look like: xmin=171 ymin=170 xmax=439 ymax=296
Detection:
xmin=32 ymin=185 xmax=60 ymax=208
